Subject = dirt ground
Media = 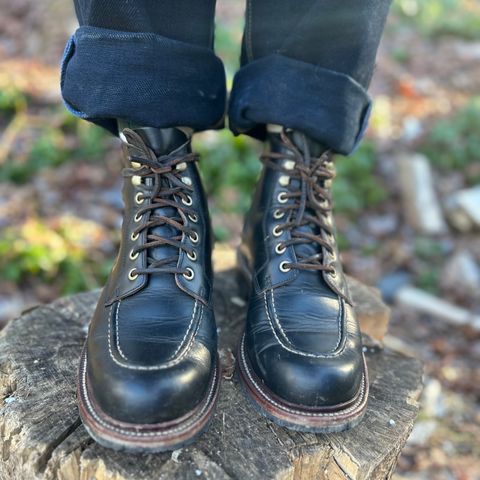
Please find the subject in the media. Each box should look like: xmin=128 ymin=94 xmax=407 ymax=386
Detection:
xmin=0 ymin=1 xmax=479 ymax=478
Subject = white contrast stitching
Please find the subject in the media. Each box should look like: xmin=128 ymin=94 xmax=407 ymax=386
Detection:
xmin=240 ymin=335 xmax=366 ymax=418
xmin=271 ymin=289 xmax=342 ymax=353
xmin=107 ymin=302 xmax=203 ymax=370
xmin=170 ymin=300 xmax=198 ymax=359
xmin=115 ymin=299 xmax=198 ymax=363
xmin=269 ymin=289 xmax=293 ymax=345
xmin=114 ymin=301 xmax=128 ymax=361
xmin=80 ymin=351 xmax=218 ymax=438
xmin=263 ymin=290 xmax=345 ymax=358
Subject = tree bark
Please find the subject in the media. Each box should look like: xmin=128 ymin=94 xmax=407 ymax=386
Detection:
xmin=0 ymin=268 xmax=422 ymax=480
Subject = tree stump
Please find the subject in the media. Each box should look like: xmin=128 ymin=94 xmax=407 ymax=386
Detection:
xmin=0 ymin=266 xmax=423 ymax=480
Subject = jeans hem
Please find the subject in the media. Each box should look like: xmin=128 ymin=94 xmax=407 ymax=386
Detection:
xmin=61 ymin=26 xmax=227 ymax=134
xmin=228 ymin=54 xmax=372 ymax=155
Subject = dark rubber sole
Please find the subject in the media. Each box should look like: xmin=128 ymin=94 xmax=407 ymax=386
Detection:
xmin=77 ymin=347 xmax=221 ymax=453
xmin=237 ymin=335 xmax=369 ymax=433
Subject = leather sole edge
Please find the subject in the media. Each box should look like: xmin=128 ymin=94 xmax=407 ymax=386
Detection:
xmin=237 ymin=334 xmax=369 ymax=433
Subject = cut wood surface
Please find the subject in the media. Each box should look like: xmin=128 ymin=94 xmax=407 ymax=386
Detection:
xmin=0 ymin=267 xmax=423 ymax=480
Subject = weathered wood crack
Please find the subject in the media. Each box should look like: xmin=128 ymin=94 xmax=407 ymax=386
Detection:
xmin=0 ymin=269 xmax=423 ymax=479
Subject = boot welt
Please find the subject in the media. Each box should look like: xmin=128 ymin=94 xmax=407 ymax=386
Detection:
xmin=237 ymin=335 xmax=369 ymax=433
xmin=77 ymin=346 xmax=221 ymax=453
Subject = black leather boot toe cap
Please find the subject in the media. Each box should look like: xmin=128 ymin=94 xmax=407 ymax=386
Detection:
xmin=244 ymin=295 xmax=365 ymax=409
xmin=246 ymin=337 xmax=364 ymax=408
xmin=85 ymin=339 xmax=215 ymax=425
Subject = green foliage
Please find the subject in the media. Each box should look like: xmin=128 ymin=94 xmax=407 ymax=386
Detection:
xmin=392 ymin=47 xmax=411 ymax=65
xmin=336 ymin=232 xmax=350 ymax=252
xmin=214 ymin=23 xmax=241 ymax=82
xmin=413 ymin=237 xmax=444 ymax=294
xmin=416 ymin=268 xmax=440 ymax=294
xmin=0 ymin=86 xmax=27 ymax=115
xmin=414 ymin=237 xmax=445 ymax=259
xmin=332 ymin=142 xmax=388 ymax=215
xmin=0 ymin=217 xmax=112 ymax=295
xmin=194 ymin=130 xmax=261 ymax=214
xmin=421 ymin=98 xmax=480 ymax=177
xmin=212 ymin=224 xmax=231 ymax=243
xmin=393 ymin=0 xmax=480 ymax=39
xmin=0 ymin=114 xmax=110 ymax=184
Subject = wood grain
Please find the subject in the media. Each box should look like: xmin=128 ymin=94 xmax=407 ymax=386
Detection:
xmin=0 ymin=269 xmax=422 ymax=479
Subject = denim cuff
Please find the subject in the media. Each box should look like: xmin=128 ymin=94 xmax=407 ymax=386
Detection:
xmin=61 ymin=27 xmax=227 ymax=135
xmin=228 ymin=54 xmax=372 ymax=155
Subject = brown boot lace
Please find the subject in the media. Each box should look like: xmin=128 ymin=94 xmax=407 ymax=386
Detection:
xmin=121 ymin=128 xmax=200 ymax=278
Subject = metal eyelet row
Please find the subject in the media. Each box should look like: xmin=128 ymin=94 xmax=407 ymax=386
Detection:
xmin=127 ymin=200 xmax=200 ymax=283
xmin=130 ymin=187 xmax=145 ymax=284
xmin=183 ymin=205 xmax=199 ymax=279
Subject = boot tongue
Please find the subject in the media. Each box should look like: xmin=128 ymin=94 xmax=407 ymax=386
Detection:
xmin=134 ymin=127 xmax=189 ymax=156
xmin=290 ymin=130 xmax=327 ymax=158
xmin=117 ymin=119 xmax=190 ymax=156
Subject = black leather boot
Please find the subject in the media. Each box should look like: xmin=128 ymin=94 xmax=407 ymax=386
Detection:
xmin=237 ymin=127 xmax=368 ymax=433
xmin=77 ymin=126 xmax=220 ymax=452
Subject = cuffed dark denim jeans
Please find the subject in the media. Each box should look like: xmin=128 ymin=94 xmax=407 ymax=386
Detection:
xmin=62 ymin=0 xmax=392 ymax=154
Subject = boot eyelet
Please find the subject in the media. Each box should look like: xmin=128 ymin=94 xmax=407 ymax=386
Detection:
xmin=273 ymin=209 xmax=285 ymax=220
xmin=131 ymin=232 xmax=139 ymax=241
xmin=182 ymin=176 xmax=192 ymax=186
xmin=279 ymin=261 xmax=291 ymax=273
xmin=277 ymin=192 xmax=288 ymax=204
xmin=182 ymin=195 xmax=193 ymax=206
xmin=133 ymin=212 xmax=142 ymax=223
xmin=275 ymin=243 xmax=286 ymax=255
xmin=134 ymin=192 xmax=144 ymax=205
xmin=188 ymin=213 xmax=198 ymax=223
xmin=128 ymin=269 xmax=139 ymax=281
xmin=189 ymin=231 xmax=199 ymax=244
xmin=272 ymin=225 xmax=283 ymax=237
xmin=183 ymin=267 xmax=195 ymax=280
xmin=129 ymin=249 xmax=139 ymax=261
xmin=187 ymin=250 xmax=197 ymax=261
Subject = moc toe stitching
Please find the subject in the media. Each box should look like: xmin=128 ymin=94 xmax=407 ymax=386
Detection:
xmin=108 ymin=300 xmax=204 ymax=371
xmin=263 ymin=289 xmax=346 ymax=358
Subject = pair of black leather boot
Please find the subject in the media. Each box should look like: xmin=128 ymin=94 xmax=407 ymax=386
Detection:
xmin=77 ymin=125 xmax=368 ymax=452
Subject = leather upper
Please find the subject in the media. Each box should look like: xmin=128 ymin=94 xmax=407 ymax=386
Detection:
xmin=240 ymin=130 xmax=365 ymax=408
xmin=85 ymin=127 xmax=217 ymax=424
